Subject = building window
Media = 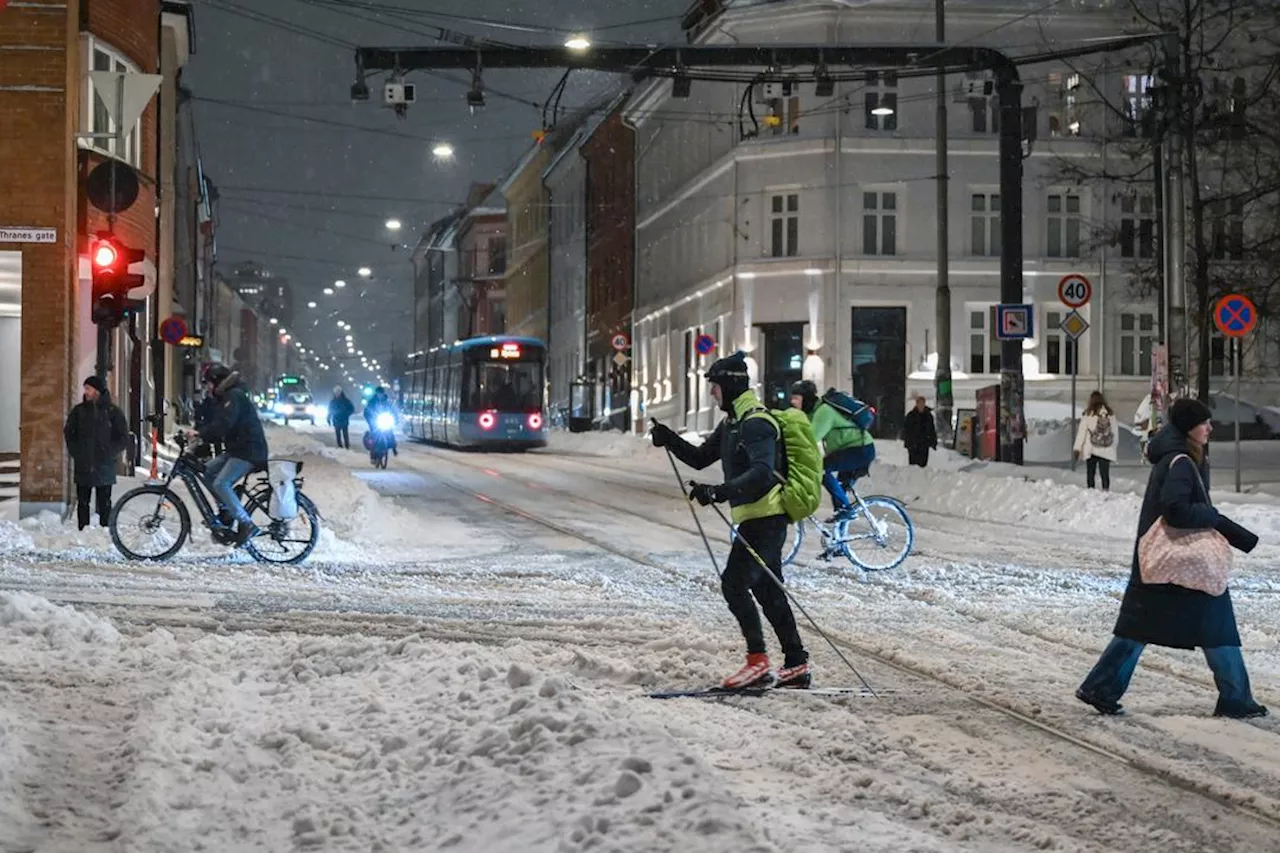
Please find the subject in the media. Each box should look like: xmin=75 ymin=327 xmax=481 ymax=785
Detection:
xmin=1209 ymin=198 xmax=1244 ymax=260
xmin=84 ymin=38 xmax=142 ymax=167
xmin=864 ymin=71 xmax=898 ymax=131
xmin=968 ymin=307 xmax=1000 ymax=374
xmin=1119 ymin=193 xmax=1155 ymax=259
xmin=1044 ymin=310 xmax=1077 ymax=375
xmin=1123 ymin=74 xmax=1155 ymax=138
xmin=769 ymin=193 xmax=799 ymax=257
xmin=1118 ymin=311 xmax=1155 ymax=376
xmin=862 ymin=191 xmax=897 ymax=256
xmin=1047 ymin=191 xmax=1082 ymax=258
xmin=1047 ymin=72 xmax=1082 ymax=137
xmin=970 ymin=192 xmax=1001 ymax=256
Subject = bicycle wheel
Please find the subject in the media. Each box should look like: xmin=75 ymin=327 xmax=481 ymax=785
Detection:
xmin=109 ymin=485 xmax=191 ymax=561
xmin=833 ymin=496 xmax=914 ymax=571
xmin=242 ymin=489 xmax=321 ymax=565
xmin=782 ymin=517 xmax=808 ymax=566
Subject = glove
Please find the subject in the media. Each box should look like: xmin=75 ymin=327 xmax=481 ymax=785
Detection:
xmin=650 ymin=422 xmax=676 ymax=448
xmin=687 ymin=481 xmax=722 ymax=506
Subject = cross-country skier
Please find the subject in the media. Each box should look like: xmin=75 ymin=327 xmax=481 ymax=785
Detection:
xmin=650 ymin=352 xmax=811 ymax=689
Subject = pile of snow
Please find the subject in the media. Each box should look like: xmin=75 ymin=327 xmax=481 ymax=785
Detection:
xmin=0 ymin=594 xmax=771 ymax=852
xmin=0 ymin=590 xmax=120 ymax=647
xmin=544 ymin=429 xmax=662 ymax=458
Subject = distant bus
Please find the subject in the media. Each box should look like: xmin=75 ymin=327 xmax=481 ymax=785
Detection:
xmin=402 ymin=336 xmax=547 ymax=450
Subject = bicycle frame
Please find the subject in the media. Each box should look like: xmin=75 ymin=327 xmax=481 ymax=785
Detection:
xmin=157 ymin=455 xmax=223 ymax=528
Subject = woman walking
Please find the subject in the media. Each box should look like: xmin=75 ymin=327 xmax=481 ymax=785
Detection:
xmin=1077 ymin=398 xmax=1266 ymax=719
xmin=1073 ymin=391 xmax=1118 ymax=490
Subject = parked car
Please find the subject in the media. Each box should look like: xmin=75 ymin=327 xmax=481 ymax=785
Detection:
xmin=1208 ymin=393 xmax=1280 ymax=441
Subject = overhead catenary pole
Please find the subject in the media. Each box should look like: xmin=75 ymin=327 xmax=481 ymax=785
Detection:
xmin=933 ymin=0 xmax=954 ymax=445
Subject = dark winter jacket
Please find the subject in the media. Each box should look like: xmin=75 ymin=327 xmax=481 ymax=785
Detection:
xmin=1113 ymin=425 xmax=1259 ymax=649
xmin=328 ymin=394 xmax=355 ymax=427
xmin=902 ymin=406 xmax=938 ymax=452
xmin=197 ymin=373 xmax=269 ymax=465
xmin=64 ymin=394 xmax=130 ymax=487
xmin=195 ymin=394 xmax=219 ymax=429
xmin=663 ymin=390 xmax=785 ymax=524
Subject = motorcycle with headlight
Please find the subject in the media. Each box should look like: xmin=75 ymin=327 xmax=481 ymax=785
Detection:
xmin=363 ymin=410 xmax=397 ymax=469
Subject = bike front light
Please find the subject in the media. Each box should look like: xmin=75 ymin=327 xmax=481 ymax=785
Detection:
xmin=375 ymin=412 xmax=395 ymax=431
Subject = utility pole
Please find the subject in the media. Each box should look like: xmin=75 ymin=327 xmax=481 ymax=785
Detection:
xmin=933 ymin=0 xmax=953 ymax=444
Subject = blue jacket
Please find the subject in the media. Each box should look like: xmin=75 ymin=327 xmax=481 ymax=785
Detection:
xmin=1114 ymin=425 xmax=1257 ymax=649
xmin=198 ymin=377 xmax=269 ymax=465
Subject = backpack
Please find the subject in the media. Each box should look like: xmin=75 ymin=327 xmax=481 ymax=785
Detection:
xmin=821 ymin=388 xmax=876 ymax=430
xmin=1090 ymin=412 xmax=1115 ymax=449
xmin=745 ymin=407 xmax=823 ymax=523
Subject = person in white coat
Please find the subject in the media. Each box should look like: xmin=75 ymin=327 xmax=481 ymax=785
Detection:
xmin=1074 ymin=391 xmax=1119 ymax=490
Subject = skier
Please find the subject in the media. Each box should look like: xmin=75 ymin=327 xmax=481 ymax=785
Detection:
xmin=789 ymin=380 xmax=876 ymax=519
xmin=328 ymin=386 xmax=355 ymax=450
xmin=651 ymin=352 xmax=811 ymax=690
xmin=63 ymin=376 xmax=130 ymax=530
xmin=902 ymin=394 xmax=938 ymax=468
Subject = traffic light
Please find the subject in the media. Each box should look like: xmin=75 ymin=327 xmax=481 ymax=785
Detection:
xmin=90 ymin=233 xmax=145 ymax=327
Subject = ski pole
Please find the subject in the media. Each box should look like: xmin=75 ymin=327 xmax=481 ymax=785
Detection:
xmin=655 ymin=420 xmax=721 ymax=577
xmin=709 ymin=503 xmax=878 ymax=698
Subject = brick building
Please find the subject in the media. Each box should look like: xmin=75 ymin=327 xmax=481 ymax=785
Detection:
xmin=0 ymin=0 xmax=192 ymax=516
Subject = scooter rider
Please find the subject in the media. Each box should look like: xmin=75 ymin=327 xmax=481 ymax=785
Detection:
xmin=651 ymin=352 xmax=811 ymax=690
xmin=195 ymin=363 xmax=268 ymax=545
xmin=363 ymin=386 xmax=399 ymax=459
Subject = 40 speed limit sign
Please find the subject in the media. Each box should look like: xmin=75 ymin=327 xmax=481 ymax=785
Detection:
xmin=1057 ymin=273 xmax=1092 ymax=309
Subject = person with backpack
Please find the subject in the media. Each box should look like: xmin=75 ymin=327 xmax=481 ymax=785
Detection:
xmin=651 ymin=352 xmax=815 ymax=690
xmin=790 ymin=380 xmax=876 ymax=519
xmin=1074 ymin=391 xmax=1118 ymax=490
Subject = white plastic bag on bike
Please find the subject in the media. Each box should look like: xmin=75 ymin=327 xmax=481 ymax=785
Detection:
xmin=268 ymin=460 xmax=299 ymax=520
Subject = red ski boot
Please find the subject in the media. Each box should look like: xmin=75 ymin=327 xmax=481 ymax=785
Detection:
xmin=722 ymin=653 xmax=774 ymax=689
xmin=775 ymin=660 xmax=812 ymax=689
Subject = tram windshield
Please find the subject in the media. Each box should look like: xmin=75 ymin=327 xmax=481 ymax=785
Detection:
xmin=464 ymin=357 xmax=542 ymax=413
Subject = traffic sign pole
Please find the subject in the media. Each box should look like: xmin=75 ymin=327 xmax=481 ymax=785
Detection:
xmin=1235 ymin=338 xmax=1242 ymax=494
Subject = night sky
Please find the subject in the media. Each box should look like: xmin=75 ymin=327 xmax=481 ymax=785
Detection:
xmin=185 ymin=0 xmax=691 ymax=388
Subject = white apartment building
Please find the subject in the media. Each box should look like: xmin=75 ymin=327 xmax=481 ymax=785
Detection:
xmin=545 ymin=125 xmax=589 ymax=422
xmin=625 ymin=0 xmax=1249 ymax=438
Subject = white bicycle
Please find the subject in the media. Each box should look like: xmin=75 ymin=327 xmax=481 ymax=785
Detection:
xmin=782 ymin=487 xmax=914 ymax=571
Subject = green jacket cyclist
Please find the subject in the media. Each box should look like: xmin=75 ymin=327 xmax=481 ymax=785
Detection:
xmin=791 ymin=380 xmax=876 ymax=519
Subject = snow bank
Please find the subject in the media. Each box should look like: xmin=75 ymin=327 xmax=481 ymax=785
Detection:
xmin=0 ymin=594 xmax=772 ymax=853
xmin=0 ymin=590 xmax=120 ymax=647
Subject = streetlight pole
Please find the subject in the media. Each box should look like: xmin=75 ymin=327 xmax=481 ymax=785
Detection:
xmin=934 ymin=0 xmax=953 ymax=444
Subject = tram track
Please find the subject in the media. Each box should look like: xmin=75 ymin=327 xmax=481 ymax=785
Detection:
xmin=394 ymin=442 xmax=1280 ymax=834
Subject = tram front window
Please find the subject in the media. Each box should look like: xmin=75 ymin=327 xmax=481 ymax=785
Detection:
xmin=464 ymin=360 xmax=542 ymax=412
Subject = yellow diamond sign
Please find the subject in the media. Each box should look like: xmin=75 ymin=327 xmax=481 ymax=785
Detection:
xmin=1059 ymin=310 xmax=1089 ymax=340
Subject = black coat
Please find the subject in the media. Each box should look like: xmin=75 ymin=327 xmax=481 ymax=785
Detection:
xmin=328 ymin=394 xmax=355 ymax=426
xmin=64 ymin=395 xmax=130 ymax=487
xmin=902 ymin=406 xmax=938 ymax=452
xmin=197 ymin=377 xmax=269 ymax=464
xmin=1114 ymin=425 xmax=1258 ymax=649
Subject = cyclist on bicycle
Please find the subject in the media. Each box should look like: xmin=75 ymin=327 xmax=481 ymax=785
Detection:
xmin=790 ymin=380 xmax=875 ymax=521
xmin=195 ymin=363 xmax=268 ymax=545
xmin=363 ymin=387 xmax=399 ymax=458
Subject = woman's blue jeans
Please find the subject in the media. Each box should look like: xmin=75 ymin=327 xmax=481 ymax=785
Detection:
xmin=1080 ymin=635 xmax=1254 ymax=708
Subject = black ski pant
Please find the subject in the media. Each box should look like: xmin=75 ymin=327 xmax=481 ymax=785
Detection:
xmin=907 ymin=447 xmax=930 ymax=468
xmin=333 ymin=423 xmax=350 ymax=449
xmin=1086 ymin=457 xmax=1111 ymax=490
xmin=722 ymin=514 xmax=807 ymax=667
xmin=76 ymin=484 xmax=113 ymax=530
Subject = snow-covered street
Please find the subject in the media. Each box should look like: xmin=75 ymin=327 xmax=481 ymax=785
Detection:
xmin=2 ymin=426 xmax=1279 ymax=852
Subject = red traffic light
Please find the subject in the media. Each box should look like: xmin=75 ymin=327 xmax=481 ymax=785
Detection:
xmin=93 ymin=241 xmax=119 ymax=269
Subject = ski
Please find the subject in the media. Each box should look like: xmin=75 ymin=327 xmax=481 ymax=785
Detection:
xmin=648 ymin=685 xmax=891 ymax=699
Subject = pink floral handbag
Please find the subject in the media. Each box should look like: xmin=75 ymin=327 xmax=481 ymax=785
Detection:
xmin=1138 ymin=454 xmax=1234 ymax=596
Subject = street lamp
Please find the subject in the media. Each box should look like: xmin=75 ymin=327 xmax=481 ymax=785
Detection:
xmin=358 ymin=267 xmax=372 ymax=278
xmin=335 ymin=280 xmax=346 ymax=289
xmin=565 ymin=35 xmax=591 ymax=51
xmin=385 ymin=218 xmax=402 ymax=231
xmin=308 ymin=301 xmax=317 ymax=308
xmin=269 ymin=317 xmax=279 ymax=325
xmin=432 ymin=142 xmax=454 ymax=160
xmin=323 ymin=287 xmax=334 ymax=295
xmin=871 ymin=105 xmax=895 ymax=116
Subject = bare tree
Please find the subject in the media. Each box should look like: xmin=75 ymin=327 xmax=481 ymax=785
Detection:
xmin=1047 ymin=0 xmax=1280 ymax=399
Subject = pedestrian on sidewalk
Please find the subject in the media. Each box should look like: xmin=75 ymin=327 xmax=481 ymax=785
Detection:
xmin=902 ymin=394 xmax=938 ymax=468
xmin=328 ymin=386 xmax=355 ymax=449
xmin=63 ymin=376 xmax=130 ymax=530
xmin=1077 ymin=398 xmax=1267 ymax=719
xmin=1073 ymin=391 xmax=1118 ymax=490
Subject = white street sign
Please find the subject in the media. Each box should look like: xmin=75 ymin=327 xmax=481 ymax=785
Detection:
xmin=0 ymin=227 xmax=57 ymax=244
xmin=87 ymin=71 xmax=162 ymax=136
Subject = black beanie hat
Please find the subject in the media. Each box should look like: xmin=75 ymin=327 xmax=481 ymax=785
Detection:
xmin=705 ymin=351 xmax=751 ymax=402
xmin=1170 ymin=397 xmax=1213 ymax=435
xmin=83 ymin=376 xmax=107 ymax=394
